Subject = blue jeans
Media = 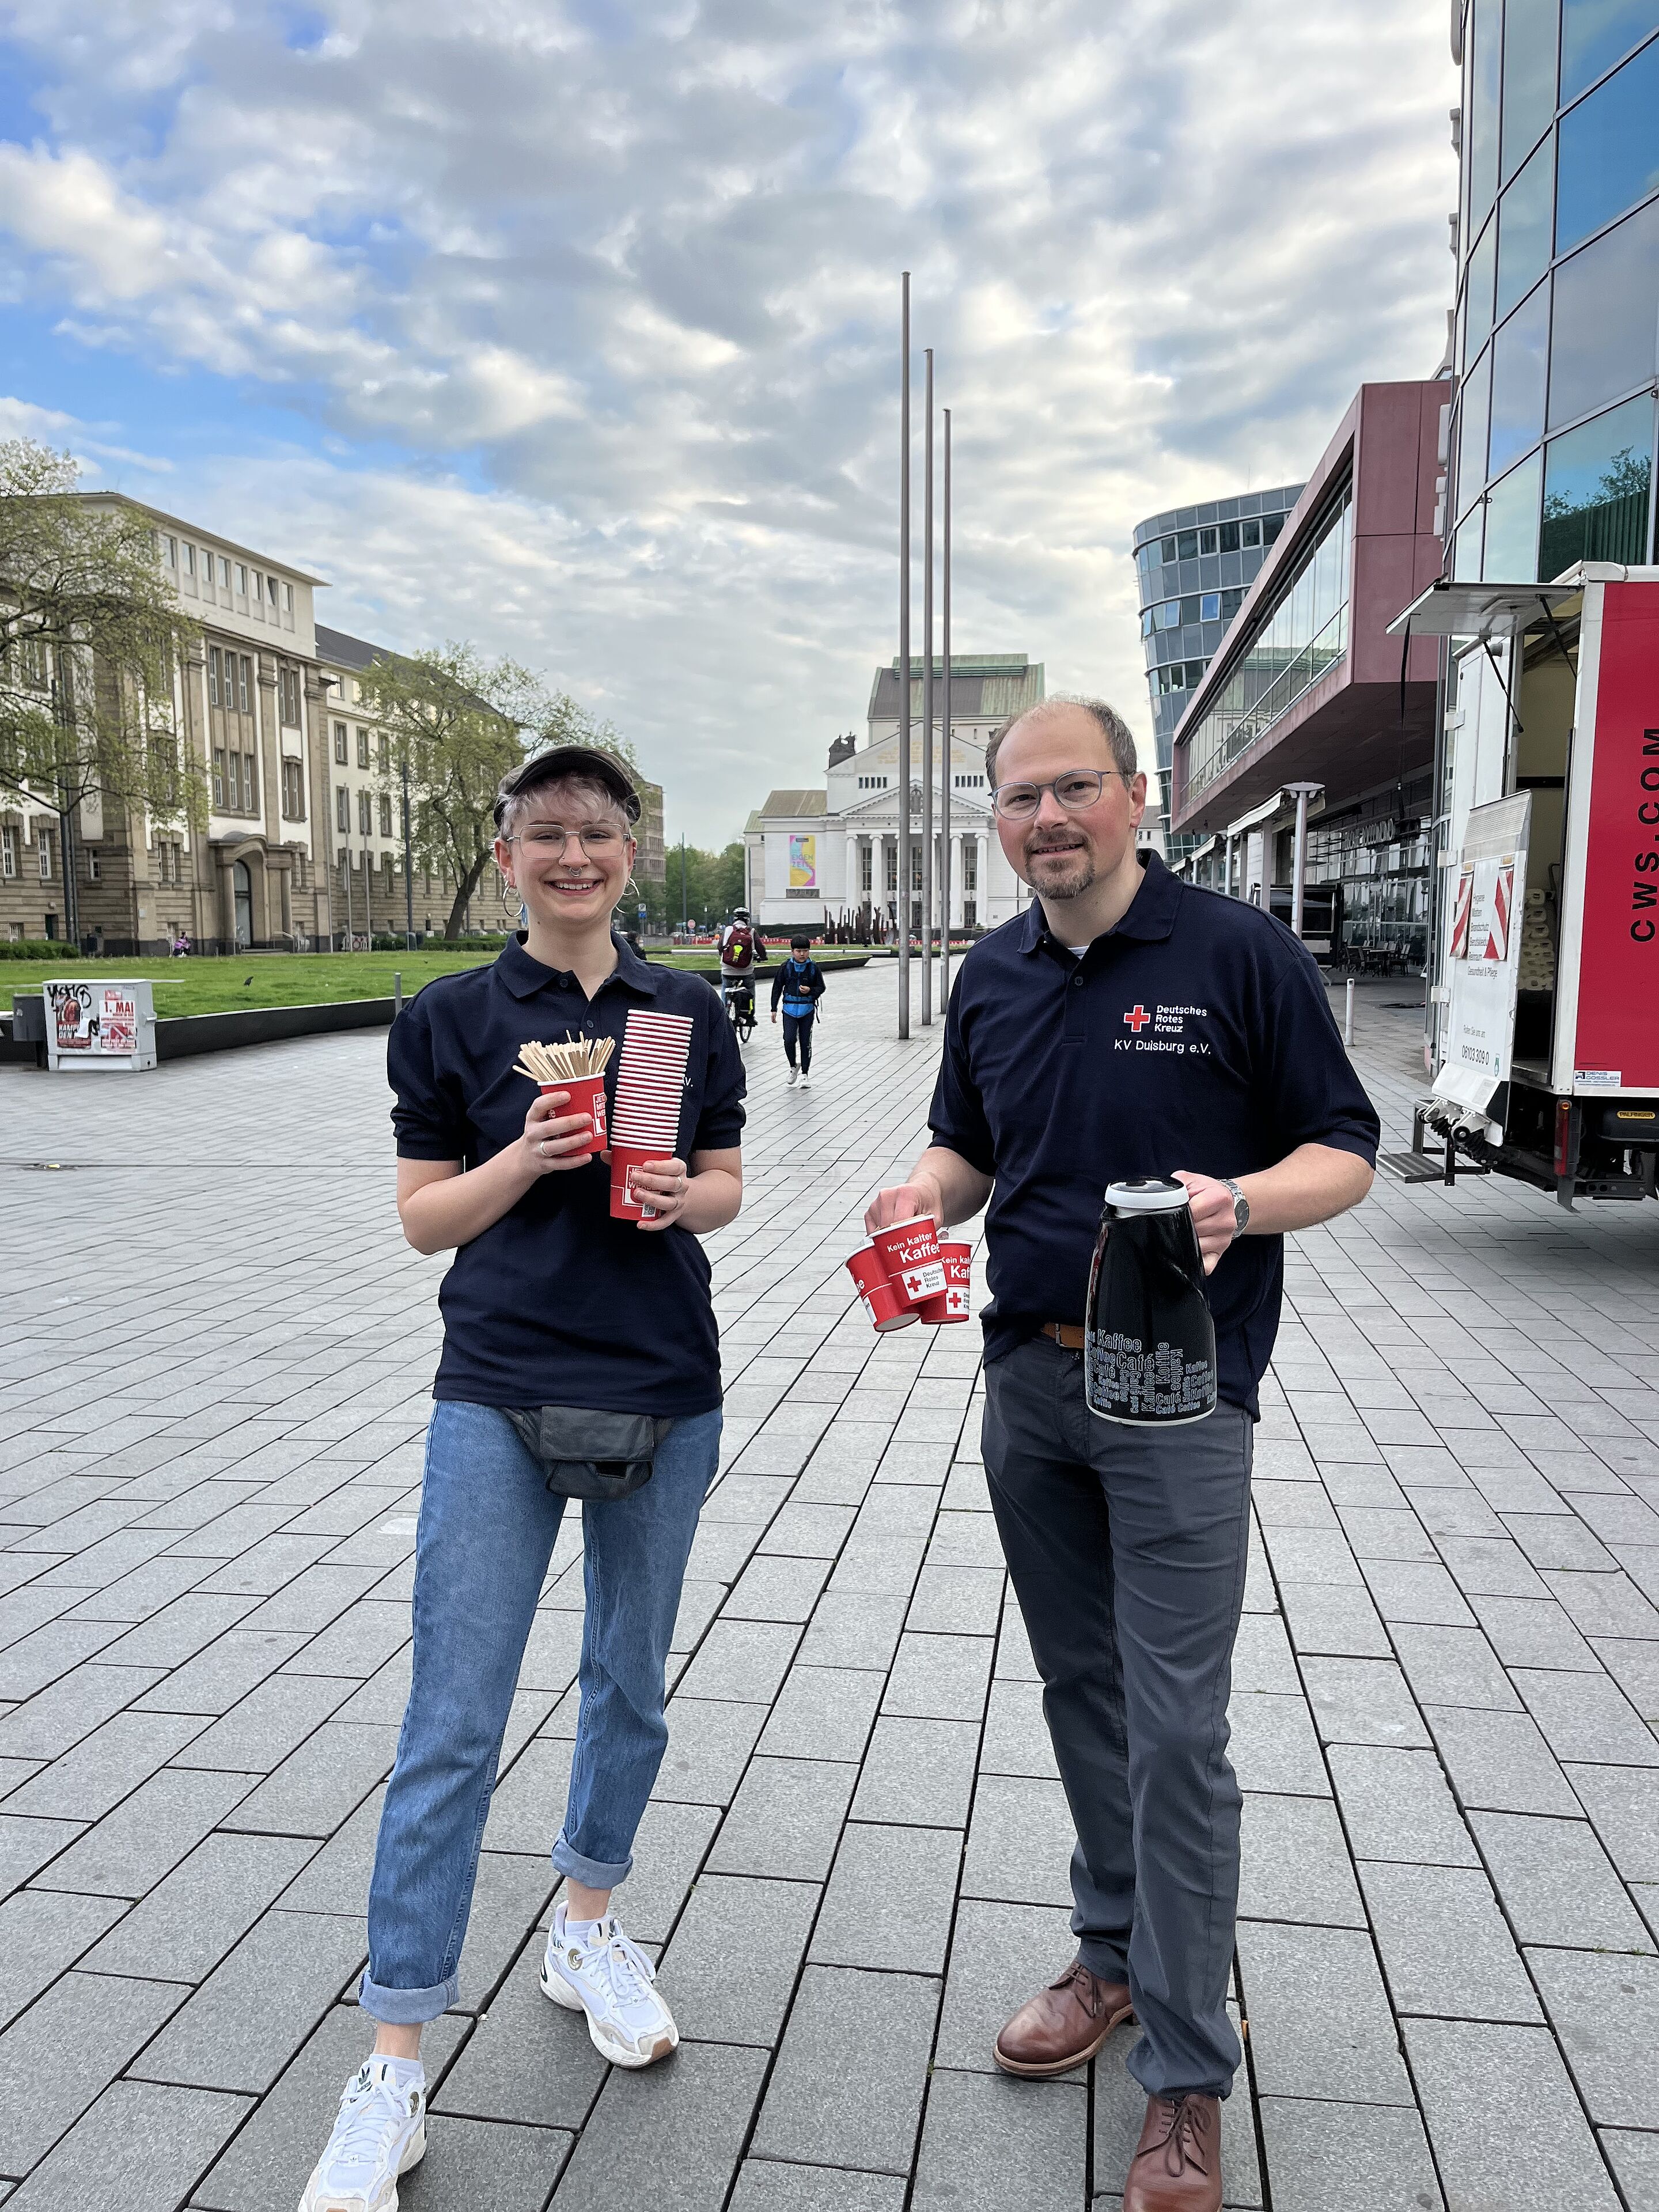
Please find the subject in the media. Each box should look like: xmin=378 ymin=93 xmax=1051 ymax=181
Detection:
xmin=358 ymin=1399 xmax=721 ymax=2024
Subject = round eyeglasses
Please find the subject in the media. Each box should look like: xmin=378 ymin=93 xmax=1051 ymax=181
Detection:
xmin=991 ymin=769 xmax=1128 ymax=821
xmin=506 ymin=824 xmax=627 ymax=855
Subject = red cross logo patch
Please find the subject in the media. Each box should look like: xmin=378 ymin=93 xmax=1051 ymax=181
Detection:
xmin=1123 ymin=1004 xmax=1152 ymax=1033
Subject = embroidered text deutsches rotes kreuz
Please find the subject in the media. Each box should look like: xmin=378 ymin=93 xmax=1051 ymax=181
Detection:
xmin=1115 ymin=1002 xmax=1213 ymax=1055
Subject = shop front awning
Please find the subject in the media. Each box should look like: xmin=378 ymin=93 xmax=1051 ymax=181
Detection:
xmin=1385 ymin=577 xmax=1585 ymax=642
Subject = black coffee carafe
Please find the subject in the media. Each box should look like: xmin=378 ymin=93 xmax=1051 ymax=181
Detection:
xmin=1084 ymin=1177 xmax=1218 ymax=1425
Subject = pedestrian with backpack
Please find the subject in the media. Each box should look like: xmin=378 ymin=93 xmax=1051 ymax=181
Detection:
xmin=771 ymin=931 xmax=826 ymax=1087
xmin=717 ymin=908 xmax=765 ymax=1037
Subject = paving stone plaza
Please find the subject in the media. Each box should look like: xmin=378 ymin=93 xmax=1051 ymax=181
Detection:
xmin=2 ymin=964 xmax=1658 ymax=2212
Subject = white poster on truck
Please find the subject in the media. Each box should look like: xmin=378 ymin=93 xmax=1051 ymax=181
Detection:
xmin=1434 ymin=791 xmax=1531 ymax=1116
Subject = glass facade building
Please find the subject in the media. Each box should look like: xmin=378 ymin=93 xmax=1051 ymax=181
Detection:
xmin=1131 ymin=485 xmax=1302 ymax=847
xmin=1449 ymin=0 xmax=1659 ymax=579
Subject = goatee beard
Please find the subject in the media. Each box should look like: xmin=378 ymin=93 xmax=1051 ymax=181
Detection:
xmin=1028 ymin=850 xmax=1097 ymax=902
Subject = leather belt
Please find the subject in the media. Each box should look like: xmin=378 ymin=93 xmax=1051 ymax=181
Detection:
xmin=1040 ymin=1322 xmax=1086 ymax=1350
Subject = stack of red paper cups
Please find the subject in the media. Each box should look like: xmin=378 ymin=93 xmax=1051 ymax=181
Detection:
xmin=609 ymin=1009 xmax=693 ymax=1219
xmin=846 ymin=1218 xmax=973 ymax=1331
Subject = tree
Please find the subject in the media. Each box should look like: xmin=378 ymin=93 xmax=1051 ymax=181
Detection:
xmin=662 ymin=836 xmax=746 ymax=930
xmin=359 ymin=643 xmax=537 ymax=940
xmin=0 ymin=438 xmax=201 ymax=941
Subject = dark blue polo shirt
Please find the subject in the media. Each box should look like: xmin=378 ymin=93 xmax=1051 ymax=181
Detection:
xmin=929 ymin=854 xmax=1379 ymax=1416
xmin=388 ymin=933 xmax=745 ymax=1416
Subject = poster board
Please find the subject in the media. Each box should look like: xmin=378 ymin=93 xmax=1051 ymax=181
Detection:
xmin=1433 ymin=791 xmax=1531 ymax=1118
xmin=788 ymin=834 xmax=817 ymax=889
xmin=44 ymin=979 xmax=157 ymax=1072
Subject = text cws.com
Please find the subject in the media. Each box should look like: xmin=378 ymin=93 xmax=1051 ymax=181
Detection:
xmin=1113 ymin=1003 xmax=1213 ymax=1055
xmin=1638 ymin=729 xmax=1659 ymax=943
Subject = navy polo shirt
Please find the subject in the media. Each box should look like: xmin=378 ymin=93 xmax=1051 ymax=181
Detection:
xmin=388 ymin=933 xmax=745 ymax=1417
xmin=929 ymin=853 xmax=1380 ymax=1416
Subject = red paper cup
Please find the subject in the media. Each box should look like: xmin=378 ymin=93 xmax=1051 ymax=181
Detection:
xmin=540 ymin=1077 xmax=606 ymax=1157
xmin=872 ymin=1215 xmax=946 ymax=1306
xmin=844 ymin=1244 xmax=916 ymax=1332
xmin=609 ymin=1143 xmax=671 ymax=1221
xmin=917 ymin=1240 xmax=972 ymax=1323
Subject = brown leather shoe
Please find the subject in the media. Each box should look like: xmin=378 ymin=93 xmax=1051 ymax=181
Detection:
xmin=1121 ymin=2092 xmax=1222 ymax=2212
xmin=992 ymin=1960 xmax=1134 ymax=2078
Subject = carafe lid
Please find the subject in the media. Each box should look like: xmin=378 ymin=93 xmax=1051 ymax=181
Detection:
xmin=1104 ymin=1177 xmax=1190 ymax=1213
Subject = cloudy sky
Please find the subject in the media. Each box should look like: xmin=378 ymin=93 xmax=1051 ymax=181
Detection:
xmin=0 ymin=0 xmax=1455 ymax=844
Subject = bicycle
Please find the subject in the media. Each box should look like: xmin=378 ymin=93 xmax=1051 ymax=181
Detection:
xmin=721 ymin=972 xmax=757 ymax=1044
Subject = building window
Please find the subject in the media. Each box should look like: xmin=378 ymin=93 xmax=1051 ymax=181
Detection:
xmin=378 ymin=794 xmax=393 ymax=838
xmin=1262 ymin=511 xmax=1286 ymax=544
xmin=267 ymin=575 xmax=279 ymax=608
xmin=358 ymin=790 xmax=372 ymax=835
xmin=1198 ymin=526 xmax=1218 ymax=555
xmin=207 ymin=646 xmax=221 ymax=706
xmin=181 ymin=543 xmax=195 ymax=578
xmin=1556 ymin=37 xmax=1659 ymax=257
xmin=1200 ymin=592 xmax=1222 ymax=622
xmin=213 ymin=747 xmax=225 ymax=807
xmin=86 ymin=848 xmax=100 ymax=882
xmin=234 ymin=563 xmax=247 ymax=597
xmin=1240 ymin=518 xmax=1262 ymax=548
xmin=161 ymin=534 xmax=177 ymax=570
xmin=1487 ymin=283 xmax=1550 ymax=480
xmin=283 ymin=582 xmax=293 ymax=614
xmin=334 ymin=721 xmax=349 ymax=763
xmin=1495 ymin=137 xmax=1554 ymax=323
xmin=1548 ymin=197 xmax=1659 ymax=431
xmin=219 ymin=555 xmax=231 ymax=589
xmin=1 ymin=826 xmax=14 ymax=878
xmin=378 ymin=736 xmax=390 ymax=773
xmin=336 ymin=785 xmax=350 ymax=832
xmin=1540 ymin=392 xmax=1656 ymax=574
xmin=382 ymin=853 xmax=395 ymax=891
xmin=39 ymin=828 xmax=53 ymax=880
xmin=1179 ymin=487 xmax=1353 ymax=802
xmin=279 ymin=664 xmax=302 ymax=725
xmin=356 ymin=728 xmax=370 ymax=768
xmin=1562 ymin=0 xmax=1659 ymax=105
xmin=282 ymin=758 xmax=305 ymax=819
xmin=1467 ymin=0 xmax=1502 ymax=238
xmin=953 ymin=773 xmax=986 ymax=789
xmin=238 ymin=654 xmax=252 ymax=713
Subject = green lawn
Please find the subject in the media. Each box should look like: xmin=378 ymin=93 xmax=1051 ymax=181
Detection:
xmin=3 ymin=946 xmax=873 ymax=1020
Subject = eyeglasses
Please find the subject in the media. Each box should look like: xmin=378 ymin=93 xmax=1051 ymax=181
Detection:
xmin=506 ymin=824 xmax=628 ymax=856
xmin=990 ymin=769 xmax=1128 ymax=821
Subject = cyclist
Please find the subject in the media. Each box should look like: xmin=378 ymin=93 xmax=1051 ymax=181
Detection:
xmin=718 ymin=909 xmax=765 ymax=1038
xmin=770 ymin=932 xmax=826 ymax=1086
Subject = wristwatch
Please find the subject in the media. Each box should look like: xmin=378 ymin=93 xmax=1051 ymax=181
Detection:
xmin=1220 ymin=1177 xmax=1249 ymax=1238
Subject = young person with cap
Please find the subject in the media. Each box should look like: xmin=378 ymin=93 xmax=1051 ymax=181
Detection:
xmin=300 ymin=745 xmax=745 ymax=2212
xmin=864 ymin=699 xmax=1378 ymax=2212
xmin=770 ymin=931 xmax=826 ymax=1086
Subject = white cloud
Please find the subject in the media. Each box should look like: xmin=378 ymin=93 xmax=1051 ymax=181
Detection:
xmin=0 ymin=0 xmax=1457 ymax=841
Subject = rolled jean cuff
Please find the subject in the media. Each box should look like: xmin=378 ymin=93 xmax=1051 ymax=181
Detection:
xmin=357 ymin=1966 xmax=459 ymax=2025
xmin=552 ymin=1829 xmax=632 ymax=1891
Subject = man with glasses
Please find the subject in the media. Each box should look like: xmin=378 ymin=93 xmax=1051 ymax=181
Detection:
xmin=865 ymin=699 xmax=1377 ymax=2212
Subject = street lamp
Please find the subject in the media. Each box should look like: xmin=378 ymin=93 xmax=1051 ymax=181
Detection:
xmin=401 ymin=752 xmax=415 ymax=949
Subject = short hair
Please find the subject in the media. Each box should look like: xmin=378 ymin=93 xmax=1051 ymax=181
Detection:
xmin=985 ymin=695 xmax=1137 ymax=787
xmin=494 ymin=744 xmax=640 ymax=839
xmin=790 ymin=933 xmax=810 ymax=948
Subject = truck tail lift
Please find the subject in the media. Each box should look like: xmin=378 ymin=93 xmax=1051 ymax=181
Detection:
xmin=1387 ymin=564 xmax=1659 ymax=1210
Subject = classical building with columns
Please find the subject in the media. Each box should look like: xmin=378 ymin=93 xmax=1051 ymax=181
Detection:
xmin=743 ymin=655 xmax=1048 ymax=934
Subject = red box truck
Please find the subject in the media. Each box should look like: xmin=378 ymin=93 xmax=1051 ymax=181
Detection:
xmin=1389 ymin=564 xmax=1659 ymax=1206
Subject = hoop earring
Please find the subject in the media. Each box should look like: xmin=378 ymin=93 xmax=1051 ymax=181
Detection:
xmin=502 ymin=877 xmax=522 ymax=921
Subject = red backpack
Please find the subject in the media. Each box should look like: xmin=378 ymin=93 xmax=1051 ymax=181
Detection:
xmin=723 ymin=923 xmax=755 ymax=970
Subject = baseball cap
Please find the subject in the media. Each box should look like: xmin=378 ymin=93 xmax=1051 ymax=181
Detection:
xmin=494 ymin=745 xmax=641 ymax=832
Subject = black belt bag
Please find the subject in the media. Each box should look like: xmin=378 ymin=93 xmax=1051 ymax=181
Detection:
xmin=505 ymin=1407 xmax=674 ymax=1501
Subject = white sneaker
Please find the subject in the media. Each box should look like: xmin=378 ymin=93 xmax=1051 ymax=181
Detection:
xmin=540 ymin=1902 xmax=679 ymax=2067
xmin=786 ymin=1066 xmax=798 ymax=1085
xmin=799 ymin=1071 xmax=812 ymax=1088
xmin=298 ymin=2056 xmax=426 ymax=2212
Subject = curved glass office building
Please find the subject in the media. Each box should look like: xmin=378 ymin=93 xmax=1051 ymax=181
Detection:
xmin=1132 ymin=486 xmax=1302 ymax=846
xmin=1449 ymin=0 xmax=1659 ymax=578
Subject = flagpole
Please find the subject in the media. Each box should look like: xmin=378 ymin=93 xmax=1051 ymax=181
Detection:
xmin=897 ymin=273 xmax=911 ymax=1039
xmin=921 ymin=347 xmax=934 ymax=1027
xmin=941 ymin=405 xmax=953 ymax=1007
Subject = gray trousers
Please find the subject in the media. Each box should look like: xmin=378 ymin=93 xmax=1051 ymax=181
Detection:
xmin=982 ymin=1334 xmax=1253 ymax=2099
